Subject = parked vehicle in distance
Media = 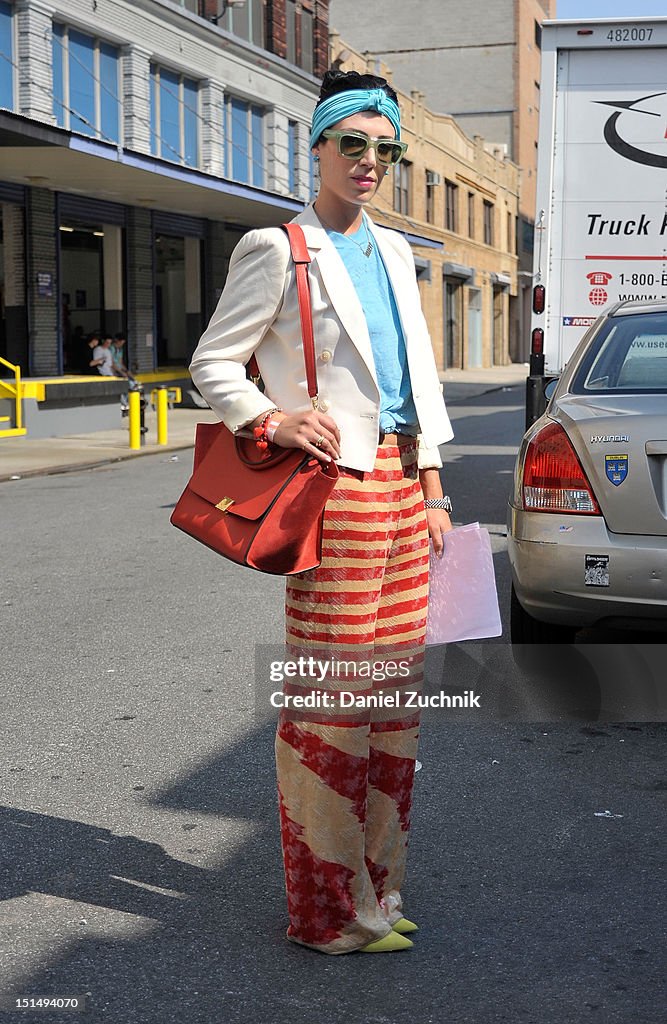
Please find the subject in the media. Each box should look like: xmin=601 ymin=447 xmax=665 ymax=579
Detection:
xmin=508 ymin=301 xmax=667 ymax=646
xmin=525 ymin=16 xmax=667 ymax=427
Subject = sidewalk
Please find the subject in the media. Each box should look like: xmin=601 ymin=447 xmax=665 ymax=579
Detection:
xmin=0 ymin=408 xmax=219 ymax=482
xmin=0 ymin=365 xmax=528 ymax=482
xmin=440 ymin=362 xmax=527 ymax=402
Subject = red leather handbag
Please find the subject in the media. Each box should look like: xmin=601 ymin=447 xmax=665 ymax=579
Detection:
xmin=170 ymin=223 xmax=339 ymax=575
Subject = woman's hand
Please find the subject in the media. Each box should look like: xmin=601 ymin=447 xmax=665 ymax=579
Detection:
xmin=419 ymin=467 xmax=453 ymax=556
xmin=250 ymin=409 xmax=341 ymax=462
xmin=426 ymin=508 xmax=453 ymax=558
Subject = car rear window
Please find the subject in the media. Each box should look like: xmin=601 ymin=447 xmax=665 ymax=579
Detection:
xmin=573 ymin=312 xmax=667 ymax=393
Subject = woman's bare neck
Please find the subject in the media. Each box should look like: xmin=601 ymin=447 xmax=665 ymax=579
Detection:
xmin=313 ymin=196 xmax=364 ymax=235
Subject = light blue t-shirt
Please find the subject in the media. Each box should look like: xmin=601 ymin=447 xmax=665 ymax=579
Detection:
xmin=326 ymin=218 xmax=419 ymax=435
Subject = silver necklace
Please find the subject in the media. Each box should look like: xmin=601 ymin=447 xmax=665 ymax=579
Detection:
xmin=316 ymin=208 xmax=374 ymax=258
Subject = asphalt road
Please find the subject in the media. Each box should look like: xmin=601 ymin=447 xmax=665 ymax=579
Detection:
xmin=1 ymin=385 xmax=665 ymax=1024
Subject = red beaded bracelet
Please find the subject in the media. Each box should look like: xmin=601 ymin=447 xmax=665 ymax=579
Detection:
xmin=253 ymin=409 xmax=279 ymax=450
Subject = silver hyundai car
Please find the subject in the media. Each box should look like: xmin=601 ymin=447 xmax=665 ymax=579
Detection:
xmin=508 ymin=301 xmax=667 ymax=645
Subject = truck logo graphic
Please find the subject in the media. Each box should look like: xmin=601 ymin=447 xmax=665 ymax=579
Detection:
xmin=586 ymin=272 xmax=613 ymax=286
xmin=595 ymin=92 xmax=667 ymax=168
xmin=586 ymin=271 xmax=612 ymax=306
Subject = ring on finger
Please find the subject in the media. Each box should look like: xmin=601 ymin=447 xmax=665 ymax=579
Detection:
xmin=314 ymin=434 xmax=326 ymax=448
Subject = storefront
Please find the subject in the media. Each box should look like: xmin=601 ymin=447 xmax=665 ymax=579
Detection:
xmin=0 ymin=181 xmax=28 ymax=368
xmin=0 ymin=107 xmax=305 ymax=380
xmin=58 ymin=196 xmax=127 ymax=373
xmin=491 ymin=272 xmax=512 ymax=366
xmin=467 ymin=287 xmax=483 ymax=368
xmin=443 ymin=262 xmax=475 ymax=370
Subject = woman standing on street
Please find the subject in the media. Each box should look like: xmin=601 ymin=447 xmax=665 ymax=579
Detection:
xmin=189 ymin=69 xmax=454 ymax=955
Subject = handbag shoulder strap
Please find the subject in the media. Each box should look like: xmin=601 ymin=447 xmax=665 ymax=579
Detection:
xmin=247 ymin=223 xmax=319 ymax=407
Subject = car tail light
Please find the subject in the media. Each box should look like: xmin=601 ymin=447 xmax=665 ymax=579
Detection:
xmin=522 ymin=421 xmax=600 ymax=514
xmin=531 ymin=328 xmax=544 ymax=355
xmin=532 ymin=285 xmax=545 ymax=314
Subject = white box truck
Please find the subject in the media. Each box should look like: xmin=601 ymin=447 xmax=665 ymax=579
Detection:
xmin=527 ymin=16 xmax=667 ymax=425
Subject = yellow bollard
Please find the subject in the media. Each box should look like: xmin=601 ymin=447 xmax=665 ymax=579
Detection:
xmin=156 ymin=386 xmax=168 ymax=445
xmin=128 ymin=389 xmax=141 ymax=449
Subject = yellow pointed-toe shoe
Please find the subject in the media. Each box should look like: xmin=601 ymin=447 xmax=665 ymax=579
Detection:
xmin=392 ymin=917 xmax=419 ymax=935
xmin=359 ymin=931 xmax=414 ymax=953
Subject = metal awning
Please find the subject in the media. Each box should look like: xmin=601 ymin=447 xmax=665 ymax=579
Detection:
xmin=443 ymin=261 xmax=475 ymax=282
xmin=490 ymin=272 xmax=512 ymax=289
xmin=0 ymin=109 xmax=304 ymax=227
xmin=413 ymin=256 xmax=432 ymax=282
xmin=404 ymin=231 xmax=443 ymax=251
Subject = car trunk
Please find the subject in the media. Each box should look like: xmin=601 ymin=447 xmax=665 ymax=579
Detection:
xmin=553 ymin=395 xmax=667 ymax=536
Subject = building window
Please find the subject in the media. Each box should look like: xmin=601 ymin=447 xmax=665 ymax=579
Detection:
xmin=0 ymin=1 xmax=13 ymax=109
xmin=535 ymin=21 xmax=542 ymax=49
xmin=52 ymin=25 xmax=120 ymax=142
xmin=445 ymin=180 xmax=458 ymax=233
xmin=467 ymin=192 xmax=475 ymax=238
xmin=393 ymin=160 xmax=411 ymax=215
xmin=507 ymin=211 xmax=513 ymax=253
xmin=286 ymin=0 xmax=315 ymax=73
xmin=225 ymin=96 xmax=265 ymax=187
xmin=483 ymin=200 xmax=494 ymax=246
xmin=150 ymin=66 xmax=199 ymax=166
xmin=309 ymin=151 xmax=318 ymax=200
xmin=300 ymin=8 xmax=314 ymax=74
xmin=425 ymin=172 xmax=436 ymax=224
xmin=288 ymin=120 xmax=298 ymax=193
xmin=521 ymin=217 xmax=534 ymax=255
xmin=286 ymin=0 xmax=296 ymax=64
xmin=215 ymin=0 xmax=264 ymax=48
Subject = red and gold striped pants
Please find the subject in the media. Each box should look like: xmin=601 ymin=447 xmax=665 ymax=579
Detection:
xmin=275 ymin=439 xmax=429 ymax=954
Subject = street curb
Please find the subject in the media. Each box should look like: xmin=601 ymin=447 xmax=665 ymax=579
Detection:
xmin=443 ymin=381 xmax=523 ymax=404
xmin=0 ymin=442 xmax=196 ymax=484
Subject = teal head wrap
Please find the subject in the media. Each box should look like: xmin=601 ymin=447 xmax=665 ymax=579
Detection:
xmin=310 ymin=88 xmax=401 ymax=150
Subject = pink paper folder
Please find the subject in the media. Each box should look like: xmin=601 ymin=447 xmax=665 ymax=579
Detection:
xmin=426 ymin=522 xmax=503 ymax=645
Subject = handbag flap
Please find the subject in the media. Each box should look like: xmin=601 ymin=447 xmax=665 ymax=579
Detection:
xmin=188 ymin=423 xmax=309 ymax=522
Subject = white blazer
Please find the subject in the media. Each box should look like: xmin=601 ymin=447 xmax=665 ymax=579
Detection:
xmin=189 ymin=203 xmax=454 ymax=473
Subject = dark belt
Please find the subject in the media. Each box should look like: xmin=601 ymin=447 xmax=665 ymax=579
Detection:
xmin=378 ymin=432 xmax=418 ymax=446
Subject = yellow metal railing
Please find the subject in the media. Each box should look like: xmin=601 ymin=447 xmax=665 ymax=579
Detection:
xmin=0 ymin=356 xmax=26 ymax=437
